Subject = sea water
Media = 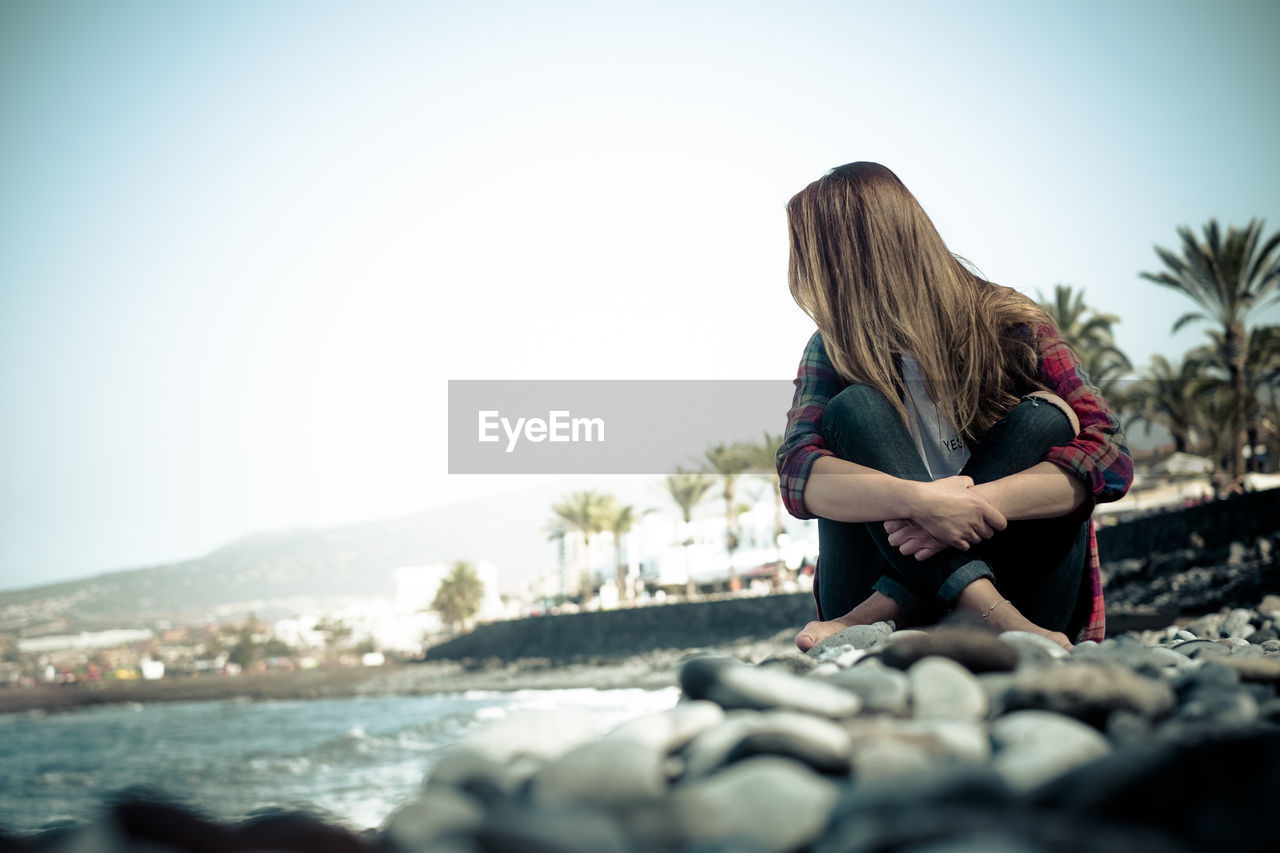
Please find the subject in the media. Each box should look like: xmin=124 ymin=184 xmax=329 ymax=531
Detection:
xmin=0 ymin=686 xmax=680 ymax=835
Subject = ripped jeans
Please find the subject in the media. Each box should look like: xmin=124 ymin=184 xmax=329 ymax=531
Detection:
xmin=814 ymin=385 xmax=1091 ymax=636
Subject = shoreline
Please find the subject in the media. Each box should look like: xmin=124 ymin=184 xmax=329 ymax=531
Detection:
xmin=0 ymin=645 xmax=721 ymax=715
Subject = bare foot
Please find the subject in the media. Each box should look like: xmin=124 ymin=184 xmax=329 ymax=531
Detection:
xmin=956 ymin=580 xmax=1073 ymax=651
xmin=977 ymin=601 xmax=1073 ymax=651
xmin=795 ymin=591 xmax=903 ymax=652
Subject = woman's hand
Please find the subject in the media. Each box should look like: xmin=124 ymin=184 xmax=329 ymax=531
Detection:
xmin=903 ymin=476 xmax=1007 ymax=551
xmin=883 ymin=518 xmax=946 ymax=560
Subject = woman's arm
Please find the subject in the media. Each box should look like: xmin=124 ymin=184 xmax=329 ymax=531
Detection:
xmin=776 ymin=332 xmax=1006 ymax=549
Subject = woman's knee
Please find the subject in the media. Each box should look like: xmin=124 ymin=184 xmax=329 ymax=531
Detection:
xmin=1000 ymin=394 xmax=1078 ymax=445
xmin=820 ymin=383 xmax=898 ymax=444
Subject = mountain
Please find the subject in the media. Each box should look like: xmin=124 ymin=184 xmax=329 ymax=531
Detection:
xmin=0 ymin=477 xmax=683 ymax=631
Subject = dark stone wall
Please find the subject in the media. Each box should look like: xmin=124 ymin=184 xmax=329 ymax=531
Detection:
xmin=427 ymin=490 xmax=1280 ymax=663
xmin=1096 ymin=487 xmax=1280 ymax=561
xmin=426 ymin=592 xmax=819 ymax=664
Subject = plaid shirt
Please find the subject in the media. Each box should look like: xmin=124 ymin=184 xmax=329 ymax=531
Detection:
xmin=775 ymin=324 xmax=1133 ymax=642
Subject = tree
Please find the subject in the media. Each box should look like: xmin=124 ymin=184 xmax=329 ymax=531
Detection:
xmin=1189 ymin=324 xmax=1280 ymax=472
xmin=703 ymin=442 xmax=756 ymax=592
xmin=432 ymin=561 xmax=485 ymax=636
xmin=601 ymin=500 xmax=636 ymax=603
xmin=663 ymin=468 xmax=716 ymax=597
xmin=1037 ymin=284 xmax=1132 ymax=400
xmin=549 ymin=491 xmax=614 ymax=602
xmin=745 ymin=431 xmax=787 ymax=561
xmin=1125 ymin=353 xmax=1210 ymax=455
xmin=1141 ymin=219 xmax=1280 ymax=481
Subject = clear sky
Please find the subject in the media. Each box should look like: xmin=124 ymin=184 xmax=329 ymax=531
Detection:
xmin=3 ymin=0 xmax=1278 ymax=592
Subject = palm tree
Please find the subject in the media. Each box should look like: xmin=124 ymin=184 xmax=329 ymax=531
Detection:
xmin=1037 ymin=284 xmax=1132 ymax=400
xmin=703 ymin=442 xmax=756 ymax=592
xmin=745 ymin=431 xmax=787 ymax=561
xmin=549 ymin=491 xmax=614 ymax=602
xmin=432 ymin=561 xmax=485 ymax=636
xmin=1141 ymin=219 xmax=1280 ymax=481
xmin=1189 ymin=324 xmax=1280 ymax=472
xmin=602 ymin=500 xmax=636 ymax=603
xmin=1125 ymin=353 xmax=1211 ymax=454
xmin=663 ymin=468 xmax=716 ymax=597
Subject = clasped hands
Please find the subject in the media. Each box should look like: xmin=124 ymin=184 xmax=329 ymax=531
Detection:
xmin=883 ymin=475 xmax=1007 ymax=561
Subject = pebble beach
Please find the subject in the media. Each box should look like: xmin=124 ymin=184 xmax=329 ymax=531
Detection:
xmin=8 ymin=597 xmax=1279 ymax=852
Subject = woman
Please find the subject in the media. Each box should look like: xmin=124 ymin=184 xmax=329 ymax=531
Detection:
xmin=775 ymin=162 xmax=1132 ymax=652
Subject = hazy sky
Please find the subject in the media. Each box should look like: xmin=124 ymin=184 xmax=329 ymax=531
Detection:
xmin=3 ymin=0 xmax=1278 ymax=592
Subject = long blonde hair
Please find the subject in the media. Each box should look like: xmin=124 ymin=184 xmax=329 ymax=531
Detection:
xmin=787 ymin=162 xmax=1053 ymax=441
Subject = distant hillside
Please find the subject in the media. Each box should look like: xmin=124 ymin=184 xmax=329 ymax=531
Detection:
xmin=0 ymin=485 xmax=588 ymax=629
xmin=0 ymin=478 xmax=699 ymax=630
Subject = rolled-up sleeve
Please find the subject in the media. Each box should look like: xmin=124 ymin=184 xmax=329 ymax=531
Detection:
xmin=1035 ymin=325 xmax=1134 ymax=504
xmin=775 ymin=331 xmax=844 ymax=519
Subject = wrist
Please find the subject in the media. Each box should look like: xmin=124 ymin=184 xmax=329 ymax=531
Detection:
xmin=899 ymin=479 xmax=928 ymax=520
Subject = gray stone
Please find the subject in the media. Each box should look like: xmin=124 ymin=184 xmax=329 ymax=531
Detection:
xmin=990 ymin=710 xmax=1111 ymax=790
xmin=1223 ymin=608 xmax=1257 ymax=639
xmin=682 ymin=710 xmax=854 ymax=777
xmin=1175 ymin=630 xmax=1197 ymax=642
xmin=1259 ymin=594 xmax=1280 ymax=617
xmin=477 ymin=803 xmax=629 ymax=853
xmin=530 ymin=736 xmax=667 ymax=809
xmin=847 ymin=737 xmax=934 ymax=780
xmin=880 ymin=627 xmax=1019 ymax=674
xmin=1002 ymin=661 xmax=1176 ymax=720
xmin=908 ymin=656 xmax=988 ymax=721
xmin=1186 ymin=613 xmax=1227 ymax=639
xmin=384 ymin=787 xmax=485 ymax=851
xmin=453 ymin=708 xmax=601 ymax=764
xmin=807 ymin=621 xmax=895 ymax=656
xmin=999 ymin=630 xmax=1069 ymax=665
xmin=681 ymin=656 xmax=861 ymax=717
xmin=1262 ymin=639 xmax=1280 ymax=654
xmin=824 ymin=661 xmax=912 ymax=716
xmin=845 ymin=718 xmax=991 ymax=764
xmin=757 ymin=652 xmax=816 ymax=675
xmin=669 ymin=756 xmax=841 ymax=852
xmin=606 ymin=700 xmax=724 ymax=754
xmin=1214 ymin=655 xmax=1280 ymax=682
xmin=1171 ymin=638 xmax=1231 ymax=659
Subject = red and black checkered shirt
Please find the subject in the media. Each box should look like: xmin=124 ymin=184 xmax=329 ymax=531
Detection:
xmin=775 ymin=324 xmax=1133 ymax=643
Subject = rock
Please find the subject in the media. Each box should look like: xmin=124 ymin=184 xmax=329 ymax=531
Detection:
xmin=453 ymin=708 xmax=601 ymax=765
xmin=1174 ymin=630 xmax=1197 ymax=642
xmin=530 ymin=736 xmax=667 ymax=809
xmin=384 ymin=787 xmax=485 ymax=851
xmin=1259 ymin=594 xmax=1280 ymax=617
xmin=844 ymin=718 xmax=990 ymax=765
xmin=668 ymin=757 xmax=841 ymax=852
xmin=1002 ymin=662 xmax=1176 ymax=721
xmin=1223 ymin=608 xmax=1257 ymax=639
xmin=1262 ymin=639 xmax=1280 ymax=654
xmin=1185 ymin=612 xmax=1226 ymax=639
xmin=1032 ymin=728 xmax=1280 ymax=850
xmin=1171 ymin=638 xmax=1231 ymax=659
xmin=681 ymin=710 xmax=854 ymax=777
xmin=880 ymin=627 xmax=1019 ymax=674
xmin=806 ymin=622 xmax=895 ymax=657
xmin=822 ymin=661 xmax=912 ymax=716
xmin=907 ymin=656 xmax=988 ymax=721
xmin=847 ymin=737 xmax=933 ymax=780
xmin=680 ymin=656 xmax=861 ymax=717
xmin=757 ymin=652 xmax=816 ymax=675
xmin=476 ymin=802 xmax=629 ymax=853
xmin=990 ymin=710 xmax=1111 ymax=790
xmin=998 ymin=631 xmax=1068 ymax=668
xmin=606 ymin=700 xmax=724 ymax=754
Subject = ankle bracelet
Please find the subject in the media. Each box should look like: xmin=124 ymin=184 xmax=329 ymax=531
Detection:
xmin=981 ymin=599 xmax=1009 ymax=621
